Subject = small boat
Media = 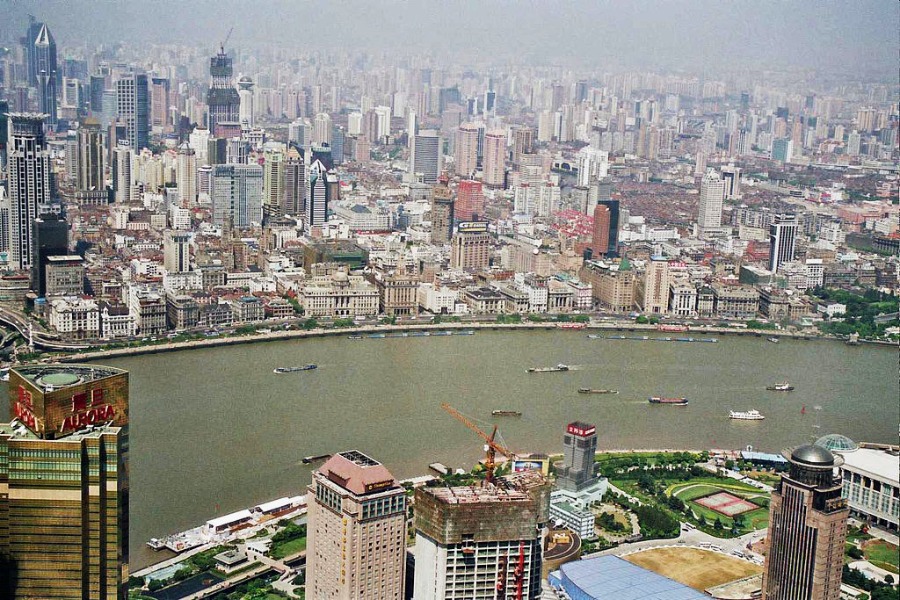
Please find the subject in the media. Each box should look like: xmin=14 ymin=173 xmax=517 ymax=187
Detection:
xmin=527 ymin=364 xmax=570 ymax=373
xmin=491 ymin=410 xmax=522 ymax=417
xmin=649 ymin=397 xmax=688 ymax=405
xmin=347 ymin=335 xmax=363 ymax=340
xmin=730 ymin=409 xmax=765 ymax=420
xmin=766 ymin=381 xmax=794 ymax=391
xmin=767 ymin=337 xmax=779 ymax=343
xmin=408 ymin=331 xmax=430 ymax=337
xmin=455 ymin=330 xmax=475 ymax=335
xmin=273 ymin=364 xmax=317 ymax=374
xmin=578 ymin=388 xmax=619 ymax=394
xmin=846 ymin=332 xmax=860 ymax=346
xmin=302 ymin=453 xmax=331 ymax=464
xmin=147 ymin=538 xmax=166 ymax=551
xmin=432 ymin=331 xmax=452 ymax=336
xmin=367 ymin=333 xmax=386 ymax=338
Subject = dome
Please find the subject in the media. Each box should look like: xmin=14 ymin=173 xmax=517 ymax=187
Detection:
xmin=333 ymin=270 xmax=349 ymax=283
xmin=815 ymin=433 xmax=858 ymax=453
xmin=790 ymin=444 xmax=835 ymax=466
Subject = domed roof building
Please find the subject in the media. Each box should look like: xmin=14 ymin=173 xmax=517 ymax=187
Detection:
xmin=815 ymin=433 xmax=859 ymax=454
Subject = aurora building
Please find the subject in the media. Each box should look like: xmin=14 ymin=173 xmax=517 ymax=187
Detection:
xmin=0 ymin=364 xmax=130 ymax=600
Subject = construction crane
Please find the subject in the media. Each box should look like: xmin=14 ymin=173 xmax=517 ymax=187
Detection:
xmin=219 ymin=26 xmax=233 ymax=55
xmin=440 ymin=403 xmax=515 ymax=486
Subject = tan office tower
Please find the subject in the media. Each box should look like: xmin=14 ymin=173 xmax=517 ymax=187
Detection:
xmin=306 ymin=451 xmax=407 ymax=600
xmin=454 ymin=122 xmax=479 ymax=178
xmin=762 ymin=445 xmax=849 ymax=600
xmin=450 ymin=222 xmax=492 ymax=271
xmin=483 ymin=130 xmax=507 ymax=189
xmin=0 ymin=364 xmax=129 ymax=600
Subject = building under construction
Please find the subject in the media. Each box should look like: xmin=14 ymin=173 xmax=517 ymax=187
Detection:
xmin=413 ymin=470 xmax=550 ymax=600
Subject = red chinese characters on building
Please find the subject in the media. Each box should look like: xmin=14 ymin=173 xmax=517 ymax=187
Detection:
xmin=13 ymin=385 xmax=38 ymax=431
xmin=60 ymin=389 xmax=116 ymax=433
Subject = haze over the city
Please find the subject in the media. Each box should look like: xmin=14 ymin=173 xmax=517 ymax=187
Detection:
xmin=2 ymin=0 xmax=898 ymax=75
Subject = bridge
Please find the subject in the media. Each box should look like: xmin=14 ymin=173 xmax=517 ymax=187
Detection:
xmin=0 ymin=304 xmax=92 ymax=351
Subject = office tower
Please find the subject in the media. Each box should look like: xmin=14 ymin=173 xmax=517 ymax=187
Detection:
xmin=450 ymin=222 xmax=492 ymax=270
xmin=89 ymin=75 xmax=105 ymax=114
xmin=304 ymin=159 xmax=330 ymax=232
xmin=22 ymin=16 xmax=46 ymax=87
xmin=591 ymin=199 xmax=619 ymax=258
xmin=771 ymin=137 xmax=793 ymax=163
xmin=641 ymin=256 xmax=670 ymax=314
xmin=29 ymin=23 xmax=58 ymax=127
xmin=512 ymin=126 xmax=535 ymax=163
xmin=116 ymin=73 xmax=149 ymax=151
xmin=226 ymin=137 xmax=249 ymax=164
xmin=721 ymin=164 xmax=741 ymax=199
xmin=74 ymin=118 xmax=106 ymax=204
xmin=189 ymin=127 xmax=210 ymax=166
xmin=456 ymin=179 xmax=485 ymax=222
xmin=306 ymin=451 xmax=407 ymax=600
xmin=413 ymin=470 xmax=549 ymax=600
xmin=431 ymin=183 xmax=455 ymax=244
xmin=30 ymin=214 xmax=69 ymax=296
xmin=210 ymin=164 xmax=264 ymax=228
xmin=557 ymin=422 xmax=598 ymax=492
xmin=846 ymin=130 xmax=861 ymax=157
xmin=0 ymin=100 xmax=8 ymax=168
xmin=163 ymin=230 xmax=191 ymax=273
xmin=454 ymin=122 xmax=480 ymax=177
xmin=112 ymin=144 xmax=134 ymax=204
xmin=262 ymin=148 xmax=284 ymax=217
xmin=312 ymin=113 xmax=332 ymax=147
xmin=207 ymin=48 xmax=240 ymax=136
xmin=411 ymin=130 xmax=441 ymax=184
xmin=289 ymin=119 xmax=311 ymax=150
xmin=697 ymin=169 xmax=726 ymax=238
xmin=282 ymin=146 xmax=306 ymax=216
xmin=483 ymin=130 xmax=506 ymax=188
xmin=237 ymin=76 xmax=254 ymax=127
xmin=7 ymin=113 xmax=52 ymax=271
xmin=761 ymin=445 xmax=849 ymax=600
xmin=176 ymin=143 xmax=197 ymax=206
xmin=331 ymin=125 xmax=345 ymax=164
xmin=768 ymin=214 xmax=798 ymax=273
xmin=149 ymin=77 xmax=170 ymax=132
xmin=1 ymin=364 xmax=129 ymax=600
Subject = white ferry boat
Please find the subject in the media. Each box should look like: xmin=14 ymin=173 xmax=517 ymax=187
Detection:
xmin=730 ymin=409 xmax=765 ymax=420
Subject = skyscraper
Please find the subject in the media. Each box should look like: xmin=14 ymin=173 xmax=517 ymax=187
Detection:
xmin=116 ymin=72 xmax=149 ymax=151
xmin=413 ymin=470 xmax=549 ymax=600
xmin=483 ymin=129 xmax=506 ymax=188
xmin=237 ymin=76 xmax=254 ymax=127
xmin=556 ymin=422 xmax=598 ymax=492
xmin=207 ymin=48 xmax=240 ymax=136
xmin=304 ymin=159 xmax=330 ymax=232
xmin=456 ymin=179 xmax=485 ymax=222
xmin=30 ymin=213 xmax=69 ymax=296
xmin=176 ymin=143 xmax=197 ymax=206
xmin=768 ymin=214 xmax=798 ymax=273
xmin=163 ymin=230 xmax=191 ymax=273
xmin=591 ymin=199 xmax=619 ymax=258
xmin=74 ymin=118 xmax=106 ymax=204
xmin=149 ymin=76 xmax=170 ymax=132
xmin=454 ymin=122 xmax=480 ymax=177
xmin=430 ymin=182 xmax=455 ymax=244
xmin=697 ymin=168 xmax=726 ymax=239
xmin=33 ymin=24 xmax=58 ymax=128
xmin=210 ymin=164 xmax=264 ymax=228
xmin=7 ymin=113 xmax=52 ymax=271
xmin=721 ymin=164 xmax=741 ymax=199
xmin=762 ymin=445 xmax=849 ymax=600
xmin=411 ymin=130 xmax=442 ymax=184
xmin=282 ymin=146 xmax=306 ymax=216
xmin=306 ymin=451 xmax=407 ymax=599
xmin=771 ymin=137 xmax=793 ymax=163
xmin=1 ymin=364 xmax=130 ymax=600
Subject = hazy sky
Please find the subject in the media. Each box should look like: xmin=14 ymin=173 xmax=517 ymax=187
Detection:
xmin=3 ymin=0 xmax=898 ymax=74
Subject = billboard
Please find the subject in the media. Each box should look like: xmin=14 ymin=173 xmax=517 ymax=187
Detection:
xmin=457 ymin=221 xmax=489 ymax=233
xmin=512 ymin=455 xmax=550 ymax=476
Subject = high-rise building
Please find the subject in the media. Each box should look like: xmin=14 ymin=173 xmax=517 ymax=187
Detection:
xmin=33 ymin=24 xmax=58 ymax=127
xmin=450 ymin=221 xmax=492 ymax=270
xmin=312 ymin=113 xmax=332 ymax=147
xmin=768 ymin=214 xmax=798 ymax=273
xmin=116 ymin=73 xmax=149 ymax=151
xmin=75 ymin=118 xmax=106 ymax=204
xmin=237 ymin=76 xmax=254 ymax=127
xmin=306 ymin=451 xmax=407 ymax=599
xmin=456 ymin=179 xmax=485 ymax=222
xmin=163 ymin=230 xmax=191 ymax=273
xmin=454 ymin=123 xmax=480 ymax=177
xmin=149 ymin=77 xmax=170 ymax=132
xmin=176 ymin=143 xmax=197 ymax=206
xmin=640 ymin=256 xmax=670 ymax=314
xmin=771 ymin=137 xmax=793 ymax=163
xmin=1 ymin=364 xmax=130 ymax=600
xmin=512 ymin=126 xmax=535 ymax=164
xmin=210 ymin=164 xmax=264 ymax=228
xmin=22 ymin=17 xmax=48 ymax=87
xmin=30 ymin=213 xmax=69 ymax=296
xmin=761 ymin=445 xmax=849 ymax=600
xmin=591 ymin=199 xmax=619 ymax=258
xmin=262 ymin=148 xmax=285 ymax=218
xmin=721 ymin=164 xmax=741 ymax=199
xmin=7 ymin=113 xmax=52 ymax=271
xmin=282 ymin=147 xmax=306 ymax=216
xmin=483 ymin=130 xmax=506 ymax=188
xmin=413 ymin=470 xmax=550 ymax=600
xmin=431 ymin=182 xmax=455 ymax=245
xmin=305 ymin=159 xmax=331 ymax=232
xmin=556 ymin=422 xmax=598 ymax=492
xmin=697 ymin=169 xmax=726 ymax=238
xmin=112 ymin=144 xmax=134 ymax=204
xmin=207 ymin=48 xmax=240 ymax=136
xmin=410 ymin=130 xmax=441 ymax=184
xmin=846 ymin=130 xmax=861 ymax=157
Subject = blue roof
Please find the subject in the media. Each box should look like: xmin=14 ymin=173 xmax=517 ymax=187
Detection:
xmin=552 ymin=556 xmax=708 ymax=600
xmin=740 ymin=451 xmax=788 ymax=464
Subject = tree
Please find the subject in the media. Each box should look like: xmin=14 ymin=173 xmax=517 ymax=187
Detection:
xmin=714 ymin=517 xmax=723 ymax=530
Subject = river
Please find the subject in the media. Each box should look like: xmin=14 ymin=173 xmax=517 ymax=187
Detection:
xmin=1 ymin=331 xmax=896 ymax=570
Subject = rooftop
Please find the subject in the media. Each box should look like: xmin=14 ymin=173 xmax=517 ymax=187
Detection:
xmin=318 ymin=450 xmax=398 ymax=496
xmin=838 ymin=446 xmax=900 ymax=485
xmin=552 ymin=556 xmax=708 ymax=600
xmin=12 ymin=364 xmax=126 ymax=392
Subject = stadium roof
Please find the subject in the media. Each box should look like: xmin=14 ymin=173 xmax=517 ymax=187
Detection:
xmin=552 ymin=556 xmax=708 ymax=600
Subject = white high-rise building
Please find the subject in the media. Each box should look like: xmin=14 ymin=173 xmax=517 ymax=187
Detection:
xmin=721 ymin=164 xmax=741 ymax=199
xmin=112 ymin=144 xmax=134 ymax=204
xmin=312 ymin=113 xmax=332 ymax=147
xmin=305 ymin=159 xmax=329 ymax=232
xmin=410 ymin=130 xmax=442 ymax=184
xmin=176 ymin=143 xmax=197 ymax=206
xmin=307 ymin=451 xmax=407 ymax=600
xmin=374 ymin=105 xmax=392 ymax=140
xmin=7 ymin=113 xmax=52 ymax=270
xmin=163 ymin=230 xmax=191 ymax=274
xmin=237 ymin=76 xmax=254 ymax=127
xmin=347 ymin=112 xmax=362 ymax=136
xmin=189 ymin=127 xmax=210 ymax=166
xmin=769 ymin=214 xmax=798 ymax=273
xmin=454 ymin=123 xmax=480 ymax=177
xmin=698 ymin=168 xmax=726 ymax=239
xmin=576 ymin=146 xmax=609 ymax=187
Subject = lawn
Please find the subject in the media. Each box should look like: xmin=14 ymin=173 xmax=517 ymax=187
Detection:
xmin=863 ymin=539 xmax=900 ymax=574
xmin=624 ymin=547 xmax=762 ymax=590
xmin=270 ymin=536 xmax=307 ymax=560
xmin=669 ymin=482 xmax=770 ymax=534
